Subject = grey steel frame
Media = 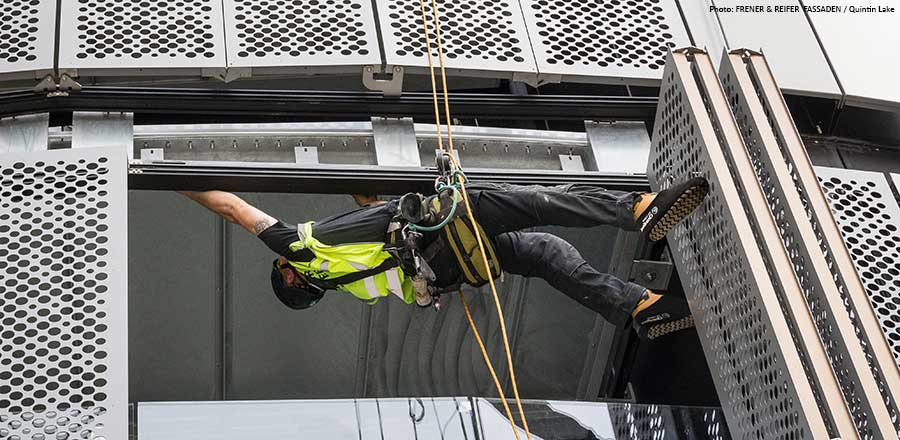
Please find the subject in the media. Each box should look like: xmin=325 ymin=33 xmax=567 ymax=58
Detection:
xmin=719 ymin=50 xmax=899 ymax=438
xmin=647 ymin=48 xmax=832 ymax=438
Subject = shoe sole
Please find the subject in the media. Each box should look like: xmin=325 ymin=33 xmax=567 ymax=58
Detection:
xmin=648 ymin=184 xmax=709 ymax=242
xmin=647 ymin=315 xmax=695 ymax=340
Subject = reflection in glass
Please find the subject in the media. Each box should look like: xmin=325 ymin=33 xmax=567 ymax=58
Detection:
xmin=136 ymin=398 xmax=729 ymax=439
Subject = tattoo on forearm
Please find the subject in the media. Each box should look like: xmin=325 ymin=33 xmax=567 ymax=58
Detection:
xmin=254 ymin=218 xmax=276 ymax=235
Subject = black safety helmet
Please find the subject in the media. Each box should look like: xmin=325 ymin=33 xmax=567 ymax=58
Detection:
xmin=270 ymin=259 xmax=326 ymax=310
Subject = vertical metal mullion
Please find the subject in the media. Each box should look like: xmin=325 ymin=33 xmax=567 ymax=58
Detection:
xmin=214 ymin=217 xmax=230 ymax=400
xmin=354 ymin=304 xmax=374 ymax=397
xmin=578 ymin=229 xmax=639 ymax=400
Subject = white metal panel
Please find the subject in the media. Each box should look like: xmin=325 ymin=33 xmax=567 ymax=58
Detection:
xmin=58 ymin=0 xmax=227 ymax=74
xmin=223 ymin=0 xmax=381 ymax=69
xmin=0 ymin=0 xmax=56 ymax=80
xmin=806 ymin=0 xmax=900 ymax=109
xmin=72 ymin=112 xmax=135 ymax=160
xmin=716 ymin=0 xmax=840 ymax=98
xmin=376 ymin=0 xmax=538 ymax=76
xmin=520 ymin=0 xmax=690 ymax=83
xmin=676 ymin=0 xmax=727 ymax=63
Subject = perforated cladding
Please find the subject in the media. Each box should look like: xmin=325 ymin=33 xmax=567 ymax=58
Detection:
xmin=721 ymin=70 xmax=875 ymax=438
xmin=0 ymin=0 xmax=55 ymax=74
xmin=520 ymin=0 xmax=689 ymax=80
xmin=608 ymin=404 xmax=732 ymax=439
xmin=647 ymin=65 xmax=811 ymax=438
xmin=815 ymin=167 xmax=900 ymax=366
xmin=377 ymin=0 xmax=537 ymax=73
xmin=0 ymin=149 xmax=125 ymax=439
xmin=223 ymin=0 xmax=380 ymax=67
xmin=60 ymin=0 xmax=226 ymax=69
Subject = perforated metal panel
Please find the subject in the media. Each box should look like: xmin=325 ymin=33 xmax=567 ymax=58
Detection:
xmin=223 ymin=0 xmax=380 ymax=69
xmin=816 ymin=167 xmax=900 ymax=365
xmin=376 ymin=0 xmax=538 ymax=76
xmin=0 ymin=147 xmax=127 ymax=440
xmin=520 ymin=0 xmax=690 ymax=83
xmin=0 ymin=0 xmax=55 ymax=79
xmin=720 ymin=51 xmax=897 ymax=438
xmin=648 ymin=50 xmax=827 ymax=439
xmin=59 ymin=0 xmax=226 ymax=73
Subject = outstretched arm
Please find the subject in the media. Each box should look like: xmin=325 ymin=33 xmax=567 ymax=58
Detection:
xmin=179 ymin=190 xmax=277 ymax=235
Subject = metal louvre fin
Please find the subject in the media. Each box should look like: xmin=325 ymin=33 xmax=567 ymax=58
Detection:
xmin=0 ymin=147 xmax=128 ymax=440
xmin=719 ymin=50 xmax=898 ymax=438
xmin=734 ymin=50 xmax=900 ymax=437
xmin=647 ymin=49 xmax=830 ymax=439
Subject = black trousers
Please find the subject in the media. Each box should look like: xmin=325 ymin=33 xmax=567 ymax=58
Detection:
xmin=428 ymin=183 xmax=646 ymax=327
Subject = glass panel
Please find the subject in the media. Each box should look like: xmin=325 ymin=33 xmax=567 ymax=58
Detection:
xmin=134 ymin=398 xmax=730 ymax=439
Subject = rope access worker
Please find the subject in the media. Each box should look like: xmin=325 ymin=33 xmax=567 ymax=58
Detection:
xmin=179 ymin=175 xmax=708 ymax=339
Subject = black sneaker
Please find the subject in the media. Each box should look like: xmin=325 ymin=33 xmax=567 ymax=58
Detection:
xmin=636 ymin=177 xmax=709 ymax=242
xmin=632 ymin=294 xmax=695 ymax=340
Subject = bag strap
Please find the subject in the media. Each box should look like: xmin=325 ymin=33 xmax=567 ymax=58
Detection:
xmin=316 ymin=258 xmax=400 ymax=290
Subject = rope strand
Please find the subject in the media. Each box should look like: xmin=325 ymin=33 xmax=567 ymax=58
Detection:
xmin=418 ymin=1 xmax=532 ymax=438
xmin=458 ymin=291 xmax=523 ymax=440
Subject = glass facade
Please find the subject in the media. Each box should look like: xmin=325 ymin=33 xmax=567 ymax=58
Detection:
xmin=135 ymin=398 xmax=730 ymax=439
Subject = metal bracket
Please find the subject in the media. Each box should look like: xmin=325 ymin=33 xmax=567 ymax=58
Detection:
xmin=729 ymin=47 xmax=764 ymax=59
xmin=363 ymin=65 xmax=404 ymax=97
xmin=140 ymin=148 xmax=165 ymax=162
xmin=558 ymin=154 xmax=585 ymax=171
xmin=202 ymin=67 xmax=253 ymax=83
xmin=294 ymin=146 xmax=319 ymax=164
xmin=584 ymin=120 xmax=651 ymax=174
xmin=33 ymin=73 xmax=82 ymax=97
xmin=512 ymin=72 xmax=562 ymax=88
xmin=672 ymin=46 xmax=708 ymax=56
xmin=371 ymin=117 xmax=421 ymax=167
xmin=629 ymin=260 xmax=674 ymax=291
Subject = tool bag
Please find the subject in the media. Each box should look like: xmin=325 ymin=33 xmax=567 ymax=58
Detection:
xmin=429 ymin=189 xmax=502 ymax=288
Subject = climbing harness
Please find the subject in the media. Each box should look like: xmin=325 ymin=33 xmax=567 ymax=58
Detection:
xmin=412 ymin=0 xmax=532 ymax=438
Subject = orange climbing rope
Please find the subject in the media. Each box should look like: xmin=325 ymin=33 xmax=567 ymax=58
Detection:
xmin=415 ymin=1 xmax=532 ymax=439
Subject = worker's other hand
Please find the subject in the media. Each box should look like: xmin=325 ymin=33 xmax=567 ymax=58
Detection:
xmin=352 ymin=194 xmax=384 ymax=207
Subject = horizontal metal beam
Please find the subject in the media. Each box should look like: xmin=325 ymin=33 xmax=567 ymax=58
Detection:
xmin=128 ymin=161 xmax=649 ymax=194
xmin=0 ymin=87 xmax=658 ymax=121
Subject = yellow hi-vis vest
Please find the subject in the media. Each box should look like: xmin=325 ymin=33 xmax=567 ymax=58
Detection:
xmin=286 ymin=222 xmax=417 ymax=304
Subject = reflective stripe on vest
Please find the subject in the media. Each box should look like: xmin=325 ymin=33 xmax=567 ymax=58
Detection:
xmin=385 ymin=268 xmax=404 ymax=301
xmin=362 ymin=276 xmax=380 ymax=300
